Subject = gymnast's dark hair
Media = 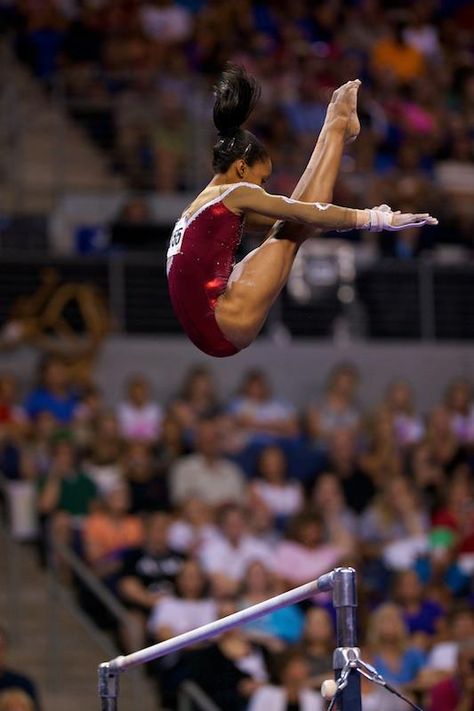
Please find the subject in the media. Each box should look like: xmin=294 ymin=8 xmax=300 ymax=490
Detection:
xmin=212 ymin=64 xmax=269 ymax=173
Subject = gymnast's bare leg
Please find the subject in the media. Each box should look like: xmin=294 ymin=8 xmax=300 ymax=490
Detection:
xmin=216 ymin=80 xmax=360 ymax=349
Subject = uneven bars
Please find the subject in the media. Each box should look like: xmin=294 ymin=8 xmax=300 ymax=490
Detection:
xmin=110 ymin=569 xmax=334 ymax=673
xmin=98 ymin=570 xmax=335 ymax=710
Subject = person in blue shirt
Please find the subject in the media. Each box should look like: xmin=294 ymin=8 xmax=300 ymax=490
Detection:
xmin=24 ymin=356 xmax=78 ymax=424
xmin=238 ymin=561 xmax=304 ymax=651
xmin=367 ymin=603 xmax=426 ymax=688
xmin=394 ymin=569 xmax=444 ymax=644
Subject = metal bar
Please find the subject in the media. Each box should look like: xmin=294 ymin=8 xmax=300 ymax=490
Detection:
xmin=333 ymin=568 xmax=362 ymax=711
xmin=105 ymin=571 xmax=334 ymax=673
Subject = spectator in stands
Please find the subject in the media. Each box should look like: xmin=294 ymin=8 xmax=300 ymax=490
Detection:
xmin=366 ymin=604 xmax=426 ymax=689
xmin=248 ymin=445 xmax=303 ymax=528
xmin=360 ymin=476 xmax=428 ymax=574
xmin=425 ymin=406 xmax=467 ymax=476
xmin=82 ymin=482 xmax=144 ymax=583
xmin=148 ymin=559 xmax=216 ymax=641
xmin=0 ymin=373 xmax=26 ymax=436
xmin=118 ymin=511 xmax=185 ymax=644
xmin=311 ymin=472 xmax=359 ymax=538
xmin=153 ymin=90 xmax=190 ymax=191
xmin=83 ymin=412 xmax=123 ymax=496
xmin=299 ymin=607 xmax=335 ymax=690
xmin=307 ymin=363 xmax=361 ymax=443
xmin=188 ymin=600 xmax=267 ymax=711
xmin=409 ymin=442 xmax=444 ymax=514
xmin=229 ymin=370 xmax=299 ymax=447
xmin=170 ymin=416 xmax=244 ymax=507
xmin=168 ymin=496 xmax=218 ymax=555
xmin=428 ymin=640 xmax=474 ymax=711
xmin=248 ymin=650 xmax=323 ymax=711
xmin=444 ymin=378 xmax=474 ymax=444
xmin=360 ymin=670 xmax=412 ymax=711
xmin=238 ymin=561 xmax=304 ymax=652
xmin=274 ymin=511 xmax=352 ymax=588
xmin=0 ymin=627 xmax=39 ymax=711
xmin=371 ymin=21 xmax=425 ymax=85
xmin=38 ymin=440 xmax=96 ymax=524
xmin=426 ymin=605 xmax=474 ymax=676
xmin=155 ymin=412 xmax=188 ymax=474
xmin=414 ymin=526 xmax=470 ymax=600
xmin=430 ymin=474 xmax=474 ymax=576
xmin=393 ymin=570 xmax=444 ymax=649
xmin=117 ymin=375 xmax=163 ymax=443
xmin=25 ymin=411 xmax=58 ymax=478
xmin=38 ymin=439 xmax=98 ymax=569
xmin=325 ymin=429 xmax=375 ymax=514
xmin=24 ymin=356 xmax=77 ymax=424
xmin=383 ymin=380 xmax=425 ymax=449
xmin=359 ymin=409 xmax=403 ymax=486
xmin=122 ymin=441 xmax=169 ymax=513
xmin=200 ymin=504 xmax=274 ymax=596
xmin=148 ymin=558 xmax=217 ymax=706
xmin=171 ymin=366 xmax=219 ymax=439
xmin=73 ymin=385 xmax=104 ymax=448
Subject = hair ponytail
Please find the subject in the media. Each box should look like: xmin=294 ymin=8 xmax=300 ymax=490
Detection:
xmin=212 ymin=64 xmax=268 ymax=173
xmin=213 ymin=64 xmax=261 ymax=136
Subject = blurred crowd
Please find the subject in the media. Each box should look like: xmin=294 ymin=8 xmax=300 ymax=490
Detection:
xmin=2 ymin=0 xmax=474 ymax=254
xmin=0 ymin=355 xmax=473 ymax=710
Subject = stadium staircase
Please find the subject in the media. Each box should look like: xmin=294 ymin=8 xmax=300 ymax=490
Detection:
xmin=0 ymin=529 xmax=154 ymax=711
xmin=0 ymin=42 xmax=123 ymax=216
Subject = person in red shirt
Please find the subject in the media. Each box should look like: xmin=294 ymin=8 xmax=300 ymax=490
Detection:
xmin=429 ymin=640 xmax=474 ymax=711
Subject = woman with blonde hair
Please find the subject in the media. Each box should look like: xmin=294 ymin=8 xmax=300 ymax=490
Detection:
xmin=367 ymin=603 xmax=426 ymax=688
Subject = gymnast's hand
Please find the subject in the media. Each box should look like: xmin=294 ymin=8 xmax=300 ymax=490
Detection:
xmin=367 ymin=204 xmax=438 ymax=231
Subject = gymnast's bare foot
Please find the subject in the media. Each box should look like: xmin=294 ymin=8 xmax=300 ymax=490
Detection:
xmin=326 ymin=79 xmax=361 ymax=144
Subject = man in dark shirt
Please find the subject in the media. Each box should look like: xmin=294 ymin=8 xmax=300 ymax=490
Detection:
xmin=0 ymin=627 xmax=40 ymax=711
xmin=118 ymin=511 xmax=185 ymax=616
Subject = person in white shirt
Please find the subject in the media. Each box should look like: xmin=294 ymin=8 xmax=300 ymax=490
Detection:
xmin=168 ymin=496 xmax=219 ymax=555
xmin=148 ymin=558 xmax=216 ymax=640
xmin=200 ymin=504 xmax=275 ymax=596
xmin=249 ymin=445 xmax=303 ymax=522
xmin=383 ymin=380 xmax=424 ymax=448
xmin=170 ymin=416 xmax=244 ymax=506
xmin=426 ymin=605 xmax=474 ymax=675
xmin=249 ymin=650 xmax=323 ymax=711
xmin=117 ymin=375 xmax=163 ymax=443
xmin=229 ymin=369 xmax=299 ymax=445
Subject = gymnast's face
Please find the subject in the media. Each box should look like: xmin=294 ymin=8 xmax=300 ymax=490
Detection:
xmin=237 ymin=157 xmax=272 ymax=187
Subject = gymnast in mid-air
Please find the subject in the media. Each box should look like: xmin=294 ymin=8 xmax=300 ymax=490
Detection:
xmin=167 ymin=65 xmax=437 ymax=358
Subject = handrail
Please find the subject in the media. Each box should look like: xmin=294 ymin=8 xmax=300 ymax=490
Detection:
xmin=178 ymin=681 xmax=221 ymax=711
xmin=50 ymin=541 xmax=131 ymax=624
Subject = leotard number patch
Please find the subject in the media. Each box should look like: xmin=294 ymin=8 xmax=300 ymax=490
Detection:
xmin=167 ymin=217 xmax=186 ymax=259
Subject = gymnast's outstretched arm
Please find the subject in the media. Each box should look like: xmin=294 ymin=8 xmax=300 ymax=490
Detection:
xmin=225 ymin=185 xmax=437 ymax=232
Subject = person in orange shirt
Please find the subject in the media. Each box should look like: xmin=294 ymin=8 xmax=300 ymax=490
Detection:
xmin=83 ymin=483 xmax=144 ymax=581
xmin=372 ymin=22 xmax=425 ymax=84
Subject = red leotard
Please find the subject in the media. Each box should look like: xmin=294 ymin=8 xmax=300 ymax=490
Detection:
xmin=167 ymin=183 xmax=256 ymax=357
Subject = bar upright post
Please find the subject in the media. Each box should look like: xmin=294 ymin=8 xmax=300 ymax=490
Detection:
xmin=98 ymin=662 xmax=120 ymax=711
xmin=332 ymin=567 xmax=362 ymax=711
